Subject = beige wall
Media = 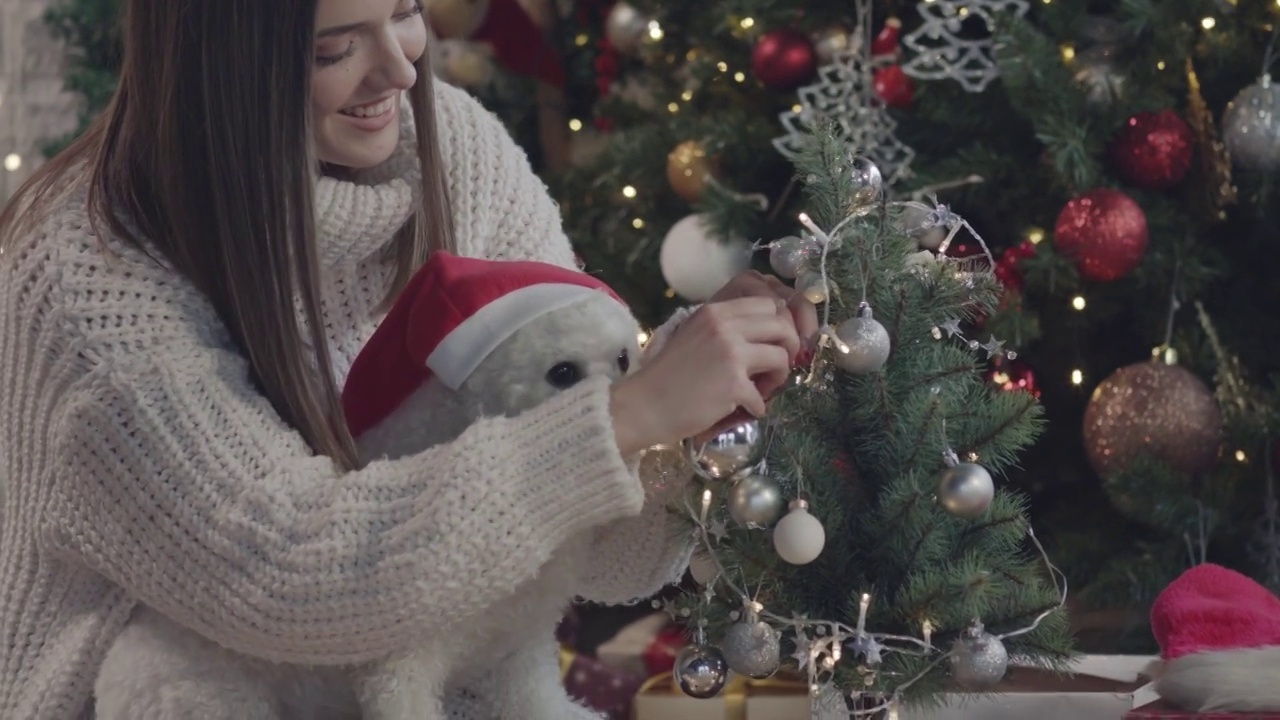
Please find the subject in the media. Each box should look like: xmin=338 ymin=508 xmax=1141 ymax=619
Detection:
xmin=0 ymin=0 xmax=80 ymax=204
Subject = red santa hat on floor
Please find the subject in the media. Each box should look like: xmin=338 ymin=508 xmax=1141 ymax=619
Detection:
xmin=1150 ymin=563 xmax=1280 ymax=712
xmin=342 ymin=251 xmax=627 ymax=439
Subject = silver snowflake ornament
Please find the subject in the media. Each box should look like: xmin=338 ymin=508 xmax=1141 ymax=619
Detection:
xmin=901 ymin=0 xmax=1030 ymax=93
xmin=773 ymin=49 xmax=915 ymax=187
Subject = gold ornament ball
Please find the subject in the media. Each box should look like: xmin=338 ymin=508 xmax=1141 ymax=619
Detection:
xmin=426 ymin=0 xmax=490 ymax=39
xmin=810 ymin=24 xmax=852 ymax=64
xmin=1083 ymin=359 xmax=1223 ymax=479
xmin=667 ymin=141 xmax=716 ymax=203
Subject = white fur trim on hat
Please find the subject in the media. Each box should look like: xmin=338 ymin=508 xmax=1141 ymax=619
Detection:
xmin=425 ymin=283 xmax=602 ymax=390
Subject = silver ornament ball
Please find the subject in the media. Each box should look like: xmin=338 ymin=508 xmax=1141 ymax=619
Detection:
xmin=674 ymin=644 xmax=730 ymax=698
xmin=841 ymin=155 xmax=883 ymax=215
xmin=773 ymin=500 xmax=826 ymax=565
xmin=687 ymin=419 xmax=763 ymax=480
xmin=900 ymin=204 xmax=948 ymax=250
xmin=720 ymin=620 xmax=781 ymax=679
xmin=1223 ymin=75 xmax=1280 ymax=172
xmin=727 ymin=474 xmax=787 ymax=528
xmin=949 ymin=629 xmax=1009 ymax=688
xmin=605 ymin=2 xmax=651 ymax=55
xmin=834 ymin=311 xmax=891 ymax=374
xmin=937 ymin=463 xmax=995 ymax=519
xmin=769 ymin=235 xmax=819 ymax=280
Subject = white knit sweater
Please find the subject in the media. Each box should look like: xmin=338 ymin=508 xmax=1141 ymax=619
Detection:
xmin=0 ymin=81 xmax=693 ymax=719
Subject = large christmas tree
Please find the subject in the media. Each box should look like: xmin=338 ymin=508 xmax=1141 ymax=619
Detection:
xmin=553 ymin=0 xmax=1280 ymax=652
xmin=41 ymin=0 xmax=1280 ymax=660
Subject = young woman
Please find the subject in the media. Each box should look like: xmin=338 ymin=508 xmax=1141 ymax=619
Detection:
xmin=0 ymin=0 xmax=815 ymax=717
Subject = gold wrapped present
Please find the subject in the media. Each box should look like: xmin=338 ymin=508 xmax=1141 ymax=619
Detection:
xmin=632 ymin=671 xmax=808 ymax=720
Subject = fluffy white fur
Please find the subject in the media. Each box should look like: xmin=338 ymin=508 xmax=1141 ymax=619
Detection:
xmin=1155 ymin=647 xmax=1280 ymax=712
xmin=96 ymin=293 xmax=645 ymax=720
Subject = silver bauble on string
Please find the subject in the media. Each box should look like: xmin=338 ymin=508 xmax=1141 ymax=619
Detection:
xmin=839 ymin=155 xmax=883 ymax=215
xmin=1223 ymin=75 xmax=1280 ymax=172
xmin=605 ymin=2 xmax=651 ymax=55
xmin=834 ymin=303 xmax=891 ymax=374
xmin=727 ymin=474 xmax=786 ymax=528
xmin=773 ymin=499 xmax=826 ymax=565
xmin=674 ymin=644 xmax=730 ymax=698
xmin=720 ymin=619 xmax=781 ymax=679
xmin=949 ymin=623 xmax=1009 ymax=689
xmin=900 ymin=204 xmax=947 ymax=250
xmin=769 ymin=235 xmax=819 ymax=280
xmin=937 ymin=462 xmax=994 ymax=519
xmin=686 ymin=419 xmax=763 ymax=480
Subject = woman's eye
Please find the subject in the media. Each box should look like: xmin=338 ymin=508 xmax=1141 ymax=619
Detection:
xmin=316 ymin=41 xmax=355 ymax=67
xmin=617 ymin=349 xmax=630 ymax=373
xmin=394 ymin=1 xmax=426 ymax=21
xmin=546 ymin=362 xmax=584 ymax=389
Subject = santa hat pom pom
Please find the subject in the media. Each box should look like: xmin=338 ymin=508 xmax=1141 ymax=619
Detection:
xmin=1151 ymin=563 xmax=1280 ymax=712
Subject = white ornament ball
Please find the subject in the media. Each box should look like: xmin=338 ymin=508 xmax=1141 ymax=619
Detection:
xmin=1223 ymin=75 xmax=1280 ymax=172
xmin=772 ymin=500 xmax=825 ymax=565
xmin=425 ymin=0 xmax=490 ymax=39
xmin=605 ymin=2 xmax=651 ymax=55
xmin=438 ymin=40 xmax=493 ymax=87
xmin=660 ymin=214 xmax=751 ymax=302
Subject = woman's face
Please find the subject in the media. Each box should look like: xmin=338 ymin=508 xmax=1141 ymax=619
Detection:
xmin=312 ymin=0 xmax=429 ymax=170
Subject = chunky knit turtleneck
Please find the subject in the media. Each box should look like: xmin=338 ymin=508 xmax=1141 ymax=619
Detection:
xmin=0 ymin=81 xmax=693 ymax=720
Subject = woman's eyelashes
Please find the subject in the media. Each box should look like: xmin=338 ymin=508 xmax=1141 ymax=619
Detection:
xmin=315 ymin=1 xmax=425 ymax=67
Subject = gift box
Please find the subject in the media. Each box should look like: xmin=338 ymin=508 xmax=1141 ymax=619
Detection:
xmin=633 ymin=655 xmax=1159 ymax=720
xmin=561 ymin=646 xmax=647 ymax=720
xmin=1124 ymin=700 xmax=1280 ymax=719
xmin=597 ymin=611 xmax=689 ymax=678
xmin=632 ymin=670 xmax=810 ymax=720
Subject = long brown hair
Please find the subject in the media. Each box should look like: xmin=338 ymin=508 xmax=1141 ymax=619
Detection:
xmin=0 ymin=0 xmax=454 ymax=470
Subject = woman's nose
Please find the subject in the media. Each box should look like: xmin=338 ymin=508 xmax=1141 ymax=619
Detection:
xmin=370 ymin=30 xmax=419 ymax=91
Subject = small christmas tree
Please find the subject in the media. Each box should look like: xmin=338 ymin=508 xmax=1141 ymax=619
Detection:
xmin=658 ymin=123 xmax=1072 ymax=714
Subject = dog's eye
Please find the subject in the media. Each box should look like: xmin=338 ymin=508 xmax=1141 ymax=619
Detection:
xmin=546 ymin=361 xmax=584 ymax=389
xmin=617 ymin=349 xmax=630 ymax=373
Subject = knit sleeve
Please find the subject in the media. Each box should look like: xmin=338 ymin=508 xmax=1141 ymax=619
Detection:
xmin=574 ymin=306 xmax=699 ymax=604
xmin=42 ymin=341 xmax=644 ymax=666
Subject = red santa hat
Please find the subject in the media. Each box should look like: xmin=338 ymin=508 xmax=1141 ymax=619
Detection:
xmin=342 ymin=251 xmax=627 ymax=439
xmin=1150 ymin=563 xmax=1280 ymax=712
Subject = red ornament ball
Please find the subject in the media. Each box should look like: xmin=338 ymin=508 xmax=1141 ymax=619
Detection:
xmin=874 ymin=65 xmax=914 ymax=109
xmin=1109 ymin=110 xmax=1195 ymax=190
xmin=993 ymin=240 xmax=1037 ymax=291
xmin=1053 ymin=188 xmax=1149 ymax=282
xmin=985 ymin=358 xmax=1040 ymax=398
xmin=752 ymin=29 xmax=817 ymax=91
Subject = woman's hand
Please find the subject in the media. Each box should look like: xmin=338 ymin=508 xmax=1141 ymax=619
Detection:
xmin=611 ymin=296 xmax=800 ymax=456
xmin=706 ymin=270 xmax=819 ymax=394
